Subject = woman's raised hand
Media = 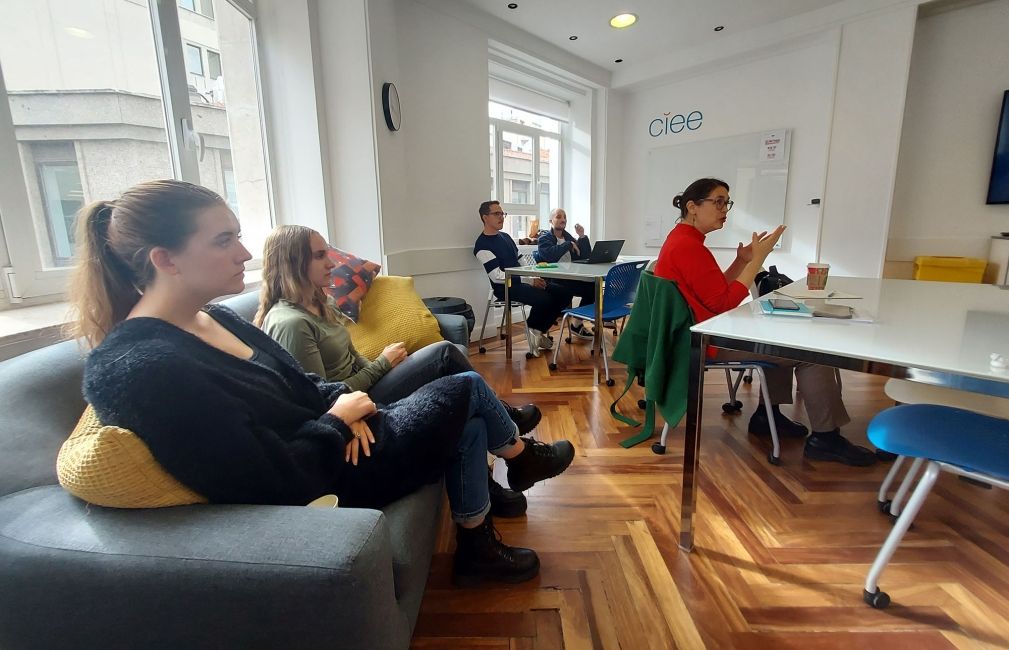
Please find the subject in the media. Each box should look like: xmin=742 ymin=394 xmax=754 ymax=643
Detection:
xmin=750 ymin=225 xmax=786 ymax=262
xmin=329 ymin=390 xmax=377 ymax=425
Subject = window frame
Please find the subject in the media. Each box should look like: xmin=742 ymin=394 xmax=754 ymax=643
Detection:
xmin=489 ymin=112 xmax=565 ymax=233
xmin=0 ymin=0 xmax=273 ymax=301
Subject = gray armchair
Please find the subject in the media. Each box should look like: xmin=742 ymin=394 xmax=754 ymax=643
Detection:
xmin=0 ymin=292 xmax=469 ymax=650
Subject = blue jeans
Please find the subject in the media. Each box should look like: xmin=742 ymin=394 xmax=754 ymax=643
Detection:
xmin=445 ymin=371 xmax=519 ymax=524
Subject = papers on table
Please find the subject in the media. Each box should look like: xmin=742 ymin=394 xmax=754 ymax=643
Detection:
xmin=774 ymin=287 xmax=862 ymax=300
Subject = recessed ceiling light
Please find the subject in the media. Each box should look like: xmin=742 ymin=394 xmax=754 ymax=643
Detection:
xmin=713 ymin=25 xmax=725 ymax=32
xmin=610 ymin=13 xmax=637 ymax=29
xmin=569 ymin=35 xmax=578 ymax=41
xmin=614 ymin=58 xmax=624 ymax=63
xmin=64 ymin=26 xmax=94 ymax=39
xmin=507 ymin=3 xmax=517 ymax=8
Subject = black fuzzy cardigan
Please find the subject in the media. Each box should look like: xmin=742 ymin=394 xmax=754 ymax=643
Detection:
xmin=83 ymin=305 xmax=472 ymax=506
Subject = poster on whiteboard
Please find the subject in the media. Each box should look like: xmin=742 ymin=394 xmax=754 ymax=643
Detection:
xmin=759 ymin=131 xmax=787 ymax=162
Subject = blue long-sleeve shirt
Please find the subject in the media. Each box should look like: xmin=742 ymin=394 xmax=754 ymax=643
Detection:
xmin=534 ymin=229 xmax=592 ymax=263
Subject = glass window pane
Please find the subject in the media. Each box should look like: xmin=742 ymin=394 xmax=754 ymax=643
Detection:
xmin=501 ymin=130 xmax=534 ymax=206
xmin=488 ymin=123 xmax=496 ymax=198
xmin=538 ymin=135 xmax=560 ymax=221
xmin=179 ymin=0 xmax=273 ymax=259
xmin=489 ymin=100 xmax=560 ymax=134
xmin=0 ymin=0 xmax=174 ymax=268
xmin=179 ymin=0 xmax=196 ymax=12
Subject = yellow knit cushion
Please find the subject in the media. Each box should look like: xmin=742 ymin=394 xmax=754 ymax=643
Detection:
xmin=57 ymin=406 xmax=206 ymax=508
xmin=346 ymin=275 xmax=444 ymax=359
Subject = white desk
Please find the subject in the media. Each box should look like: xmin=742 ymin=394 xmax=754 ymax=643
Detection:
xmin=680 ymin=277 xmax=1009 ymax=551
xmin=502 ymin=256 xmax=654 ymax=383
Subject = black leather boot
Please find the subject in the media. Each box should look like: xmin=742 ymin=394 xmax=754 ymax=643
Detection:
xmin=452 ymin=515 xmax=540 ymax=586
xmin=505 ymin=436 xmax=575 ymax=492
xmin=488 ymin=468 xmax=527 ymax=518
xmin=748 ymin=404 xmax=809 ymax=438
xmin=503 ymin=402 xmax=541 ymax=435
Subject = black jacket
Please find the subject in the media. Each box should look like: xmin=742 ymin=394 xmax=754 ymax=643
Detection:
xmin=534 ymin=229 xmax=592 ymax=263
xmin=83 ymin=305 xmax=472 ymax=507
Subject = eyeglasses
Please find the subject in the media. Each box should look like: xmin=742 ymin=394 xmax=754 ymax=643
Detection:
xmin=488 ymin=211 xmax=508 ymax=217
xmin=697 ymin=198 xmax=734 ymax=212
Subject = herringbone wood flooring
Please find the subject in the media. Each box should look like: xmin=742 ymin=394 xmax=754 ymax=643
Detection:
xmin=410 ymin=329 xmax=1009 ymax=649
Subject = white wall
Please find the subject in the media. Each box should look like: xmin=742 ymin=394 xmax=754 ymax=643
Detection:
xmin=612 ymin=33 xmax=839 ymax=280
xmin=819 ymin=6 xmax=917 ymax=278
xmin=887 ymin=0 xmax=1009 ymax=265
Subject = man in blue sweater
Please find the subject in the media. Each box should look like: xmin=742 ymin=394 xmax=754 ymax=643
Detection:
xmin=474 ymin=201 xmax=570 ymax=357
xmin=534 ymin=208 xmax=596 ymax=340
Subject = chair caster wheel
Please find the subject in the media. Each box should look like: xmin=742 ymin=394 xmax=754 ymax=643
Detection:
xmin=651 ymin=443 xmax=666 ymax=454
xmin=877 ymin=500 xmax=891 ymax=514
xmin=549 ymin=363 xmax=557 ymax=371
xmin=733 ymin=400 xmax=743 ymax=409
xmin=606 ymin=378 xmax=615 ymax=387
xmin=863 ymin=588 xmax=890 ymax=609
xmin=500 ymin=334 xmax=508 ymax=340
xmin=478 ymin=347 xmax=487 ymax=354
xmin=565 ymin=337 xmax=572 ymax=344
xmin=722 ymin=402 xmax=738 ymax=414
xmin=638 ymin=399 xmax=647 ymax=410
xmin=590 ymin=349 xmax=595 ymax=356
xmin=743 ymin=375 xmax=753 ymax=384
xmin=768 ymin=453 xmax=781 ymax=466
xmin=525 ymin=352 xmax=535 ymax=359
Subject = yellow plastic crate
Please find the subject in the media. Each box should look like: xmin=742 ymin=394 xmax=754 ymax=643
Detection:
xmin=912 ymin=256 xmax=986 ymax=283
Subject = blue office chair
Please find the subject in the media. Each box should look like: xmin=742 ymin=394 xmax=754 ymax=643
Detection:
xmin=863 ymin=404 xmax=1009 ymax=609
xmin=549 ymin=260 xmax=648 ymax=386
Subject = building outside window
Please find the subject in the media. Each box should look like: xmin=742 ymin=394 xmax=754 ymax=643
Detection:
xmin=0 ymin=0 xmax=272 ymax=300
xmin=488 ymin=101 xmax=563 ymax=242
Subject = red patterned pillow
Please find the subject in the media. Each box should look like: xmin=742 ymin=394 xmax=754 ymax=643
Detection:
xmin=324 ymin=247 xmax=381 ymax=322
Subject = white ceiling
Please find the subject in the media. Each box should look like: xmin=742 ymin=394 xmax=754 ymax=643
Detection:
xmin=460 ymin=0 xmax=849 ymax=72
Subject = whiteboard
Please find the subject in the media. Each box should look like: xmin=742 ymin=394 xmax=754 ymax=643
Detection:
xmin=644 ymin=129 xmax=790 ymax=249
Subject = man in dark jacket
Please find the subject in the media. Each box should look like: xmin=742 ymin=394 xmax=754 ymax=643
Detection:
xmin=535 ymin=208 xmax=595 ymax=340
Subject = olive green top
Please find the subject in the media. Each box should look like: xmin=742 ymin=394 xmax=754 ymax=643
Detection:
xmin=261 ymin=299 xmax=391 ymax=391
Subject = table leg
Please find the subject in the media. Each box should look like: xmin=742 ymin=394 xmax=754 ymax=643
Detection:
xmin=504 ymin=272 xmax=512 ymax=360
xmin=679 ymin=331 xmax=707 ymax=552
xmin=594 ymin=277 xmax=603 ymax=385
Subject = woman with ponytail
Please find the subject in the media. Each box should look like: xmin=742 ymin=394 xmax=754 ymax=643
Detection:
xmin=72 ymin=180 xmax=574 ymax=586
xmin=654 ymin=177 xmax=874 ymax=467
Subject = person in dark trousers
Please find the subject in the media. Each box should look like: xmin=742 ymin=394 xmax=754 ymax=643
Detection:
xmin=474 ymin=200 xmax=570 ymax=357
xmin=534 ymin=208 xmax=595 ymax=340
xmin=70 ymin=180 xmax=576 ymax=587
xmin=257 ymin=224 xmax=539 ymax=518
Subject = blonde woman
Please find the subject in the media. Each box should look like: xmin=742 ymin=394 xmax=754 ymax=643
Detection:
xmin=256 ymin=225 xmax=551 ymax=517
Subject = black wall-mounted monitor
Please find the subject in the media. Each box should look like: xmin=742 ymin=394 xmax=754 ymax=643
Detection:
xmin=987 ymin=90 xmax=1009 ymax=204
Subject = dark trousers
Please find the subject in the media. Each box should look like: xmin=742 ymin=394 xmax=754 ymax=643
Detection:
xmin=368 ymin=340 xmax=472 ymax=405
xmin=549 ymin=279 xmax=596 ymax=309
xmin=493 ymin=282 xmax=570 ymax=332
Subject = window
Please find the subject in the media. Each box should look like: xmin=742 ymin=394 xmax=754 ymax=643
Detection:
xmin=0 ymin=0 xmax=272 ymax=300
xmin=488 ymin=100 xmax=564 ymax=237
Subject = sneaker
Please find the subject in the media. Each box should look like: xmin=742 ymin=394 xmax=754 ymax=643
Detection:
xmin=804 ymin=430 xmax=877 ymax=466
xmin=525 ymin=333 xmax=541 ymax=357
xmin=748 ymin=406 xmax=808 ymax=439
xmin=505 ymin=436 xmax=575 ymax=492
xmin=569 ymin=322 xmax=595 ymax=341
xmin=503 ymin=402 xmax=541 ymax=435
xmin=529 ymin=329 xmax=553 ymax=350
xmin=488 ymin=472 xmax=527 ymax=518
xmin=453 ymin=515 xmax=539 ymax=586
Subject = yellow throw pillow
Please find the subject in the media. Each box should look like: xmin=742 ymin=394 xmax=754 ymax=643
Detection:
xmin=346 ymin=275 xmax=444 ymax=359
xmin=57 ymin=406 xmax=206 ymax=508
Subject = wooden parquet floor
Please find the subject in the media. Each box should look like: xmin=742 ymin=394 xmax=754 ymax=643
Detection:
xmin=410 ymin=330 xmax=1009 ymax=649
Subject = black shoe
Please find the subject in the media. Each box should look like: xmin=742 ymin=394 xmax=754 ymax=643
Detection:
xmin=489 ymin=471 xmax=527 ymax=518
xmin=748 ymin=406 xmax=809 ymax=439
xmin=804 ymin=430 xmax=877 ymax=466
xmin=503 ymin=402 xmax=541 ymax=435
xmin=505 ymin=436 xmax=575 ymax=492
xmin=569 ymin=322 xmax=595 ymax=341
xmin=875 ymin=449 xmax=898 ymax=462
xmin=452 ymin=515 xmax=540 ymax=586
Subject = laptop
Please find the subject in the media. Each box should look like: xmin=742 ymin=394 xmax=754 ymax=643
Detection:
xmin=573 ymin=240 xmax=625 ymax=264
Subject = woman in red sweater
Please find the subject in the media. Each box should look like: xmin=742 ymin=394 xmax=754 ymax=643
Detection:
xmin=654 ymin=178 xmax=875 ymax=467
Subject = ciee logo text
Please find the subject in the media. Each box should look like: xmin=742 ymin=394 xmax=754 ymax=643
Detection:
xmin=649 ymin=110 xmax=703 ymax=137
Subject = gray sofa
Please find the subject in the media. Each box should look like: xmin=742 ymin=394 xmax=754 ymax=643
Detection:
xmin=0 ymin=291 xmax=469 ymax=650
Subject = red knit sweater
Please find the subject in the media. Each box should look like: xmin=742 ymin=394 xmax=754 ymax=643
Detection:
xmin=653 ymin=223 xmax=750 ymax=324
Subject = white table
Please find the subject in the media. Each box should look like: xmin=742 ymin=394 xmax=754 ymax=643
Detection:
xmin=502 ymin=256 xmax=653 ymax=384
xmin=679 ymin=277 xmax=1009 ymax=551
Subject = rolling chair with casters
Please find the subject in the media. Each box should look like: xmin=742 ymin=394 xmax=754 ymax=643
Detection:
xmin=875 ymin=378 xmax=1009 ymax=520
xmin=862 ymin=404 xmax=1009 ymax=610
xmin=548 ymin=260 xmax=647 ymax=386
xmin=651 ymin=360 xmax=782 ymax=465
